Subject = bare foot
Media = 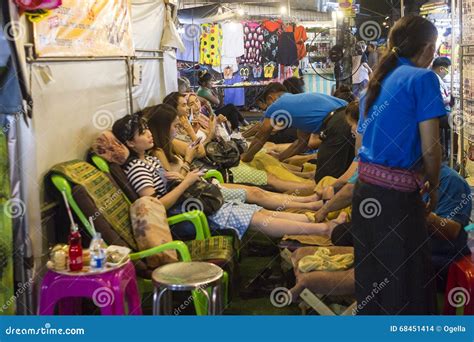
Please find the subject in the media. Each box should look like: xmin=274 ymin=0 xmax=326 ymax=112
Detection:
xmin=309 ymin=200 xmax=324 ymax=211
xmin=325 ymin=212 xmax=348 ymax=235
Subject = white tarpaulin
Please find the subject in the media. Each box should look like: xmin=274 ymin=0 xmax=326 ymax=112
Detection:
xmin=131 ymin=0 xmax=178 ymax=110
xmin=16 ymin=1 xmax=179 ymax=306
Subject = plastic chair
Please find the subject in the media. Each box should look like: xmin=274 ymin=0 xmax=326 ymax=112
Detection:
xmin=443 ymin=254 xmax=474 ymax=315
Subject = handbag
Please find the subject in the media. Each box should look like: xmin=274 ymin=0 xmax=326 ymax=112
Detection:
xmin=204 ymin=138 xmax=241 ymax=170
xmin=169 ymin=179 xmax=224 ymax=216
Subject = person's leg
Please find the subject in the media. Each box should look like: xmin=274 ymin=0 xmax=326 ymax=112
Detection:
xmin=267 ymin=173 xmax=315 ymax=194
xmin=249 ymin=211 xmax=347 ymax=238
xmin=259 ymin=209 xmax=311 ymax=222
xmin=221 ymin=183 xmax=322 ymax=210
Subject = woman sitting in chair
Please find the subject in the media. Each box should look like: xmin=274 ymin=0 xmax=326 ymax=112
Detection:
xmin=146 ymin=103 xmax=325 ymax=212
xmin=163 ymin=92 xmax=317 ymax=193
xmin=112 ymin=114 xmax=346 ymax=239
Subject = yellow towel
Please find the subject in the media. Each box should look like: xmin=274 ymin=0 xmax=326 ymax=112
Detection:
xmin=298 ymin=247 xmax=354 ymax=273
xmin=248 ymin=151 xmax=310 ymax=183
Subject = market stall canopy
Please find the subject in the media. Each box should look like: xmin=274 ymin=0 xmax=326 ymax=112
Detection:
xmin=178 ymin=4 xmax=236 ymax=24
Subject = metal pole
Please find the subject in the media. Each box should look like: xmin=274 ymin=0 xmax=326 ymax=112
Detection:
xmin=450 ymin=0 xmax=456 ymax=169
xmin=459 ymin=0 xmax=465 ymax=177
xmin=287 ymin=0 xmax=291 ymax=17
xmin=401 ymin=0 xmax=405 ymax=17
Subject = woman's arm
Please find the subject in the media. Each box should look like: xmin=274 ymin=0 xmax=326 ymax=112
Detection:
xmin=330 ymin=161 xmax=358 ymax=190
xmin=173 ymin=138 xmax=206 ymax=159
xmin=419 ymin=118 xmax=442 ymax=212
xmin=137 ymin=170 xmax=203 ymax=210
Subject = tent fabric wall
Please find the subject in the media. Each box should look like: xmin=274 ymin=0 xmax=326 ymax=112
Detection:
xmin=131 ymin=0 xmax=178 ymax=110
xmin=8 ymin=0 xmax=179 ymax=314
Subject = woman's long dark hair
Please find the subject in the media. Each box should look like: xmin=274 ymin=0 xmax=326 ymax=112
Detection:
xmin=146 ymin=104 xmax=179 ymax=164
xmin=364 ymin=15 xmax=438 ymax=116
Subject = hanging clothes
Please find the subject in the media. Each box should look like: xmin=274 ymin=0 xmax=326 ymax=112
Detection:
xmin=242 ymin=22 xmax=264 ymax=65
xmin=177 ymin=25 xmax=200 ymax=62
xmin=0 ymin=29 xmax=23 ymax=115
xmin=262 ymin=19 xmax=283 ymax=33
xmin=224 ymin=73 xmax=245 ymax=106
xmin=200 ymin=23 xmax=222 ymax=67
xmin=285 ymin=24 xmax=308 ymax=60
xmin=278 ymin=31 xmax=298 ymax=66
xmin=221 ymin=22 xmax=245 ymax=58
xmin=261 ymin=20 xmax=282 ymax=64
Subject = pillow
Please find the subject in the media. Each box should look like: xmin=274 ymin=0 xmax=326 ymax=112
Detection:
xmin=92 ymin=130 xmax=129 ymax=166
xmin=130 ymin=197 xmax=178 ymax=269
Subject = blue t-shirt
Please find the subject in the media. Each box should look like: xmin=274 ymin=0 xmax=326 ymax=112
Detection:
xmin=265 ymin=93 xmax=347 ymax=133
xmin=357 ymin=57 xmax=447 ymax=169
xmin=424 ymin=165 xmax=471 ymax=262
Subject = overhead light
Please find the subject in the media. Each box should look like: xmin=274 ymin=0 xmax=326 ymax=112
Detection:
xmin=383 ymin=21 xmax=386 ymax=25
xmin=218 ymin=6 xmax=223 ymax=14
xmin=280 ymin=6 xmax=287 ymax=14
xmin=237 ymin=8 xmax=245 ymax=16
xmin=385 ymin=16 xmax=390 ymax=20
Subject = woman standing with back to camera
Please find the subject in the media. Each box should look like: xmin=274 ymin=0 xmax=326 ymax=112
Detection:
xmin=352 ymin=16 xmax=447 ymax=314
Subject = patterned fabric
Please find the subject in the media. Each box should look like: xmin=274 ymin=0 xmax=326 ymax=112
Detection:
xmin=208 ymin=202 xmax=262 ymax=239
xmin=184 ymin=236 xmax=235 ymax=263
xmin=92 ymin=130 xmax=129 ymax=166
xmin=130 ymin=197 xmax=178 ymax=269
xmin=0 ymin=130 xmax=14 ymax=314
xmin=229 ymin=162 xmax=268 ymax=186
xmin=242 ymin=22 xmax=263 ymax=65
xmin=124 ymin=156 xmax=167 ymax=196
xmin=200 ymin=24 xmax=222 ymax=67
xmin=358 ymin=161 xmax=424 ymax=192
xmin=262 ymin=28 xmax=280 ymax=63
xmin=220 ymin=188 xmax=247 ymax=203
xmin=51 ymin=160 xmax=138 ymax=250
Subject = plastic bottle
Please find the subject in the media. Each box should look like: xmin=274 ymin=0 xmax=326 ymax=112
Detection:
xmin=68 ymin=224 xmax=83 ymax=271
xmin=89 ymin=233 xmax=106 ymax=270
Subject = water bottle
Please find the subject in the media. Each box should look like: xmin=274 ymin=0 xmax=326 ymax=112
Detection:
xmin=89 ymin=233 xmax=106 ymax=270
xmin=68 ymin=224 xmax=83 ymax=272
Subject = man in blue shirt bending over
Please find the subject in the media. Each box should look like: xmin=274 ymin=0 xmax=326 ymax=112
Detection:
xmin=241 ymin=82 xmax=354 ymax=183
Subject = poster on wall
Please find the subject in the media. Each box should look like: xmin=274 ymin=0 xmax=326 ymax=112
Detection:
xmin=34 ymin=0 xmax=135 ymax=57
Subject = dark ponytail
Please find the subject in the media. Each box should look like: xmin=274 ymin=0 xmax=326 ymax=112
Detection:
xmin=364 ymin=15 xmax=438 ymax=117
